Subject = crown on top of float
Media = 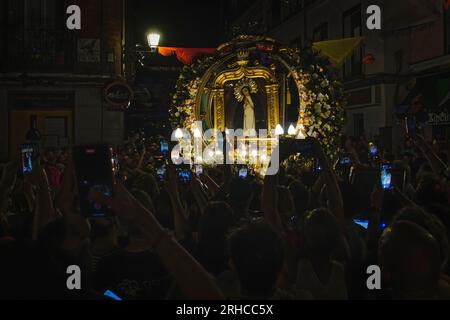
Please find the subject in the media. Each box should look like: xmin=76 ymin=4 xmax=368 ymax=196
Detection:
xmin=237 ymin=50 xmax=250 ymax=65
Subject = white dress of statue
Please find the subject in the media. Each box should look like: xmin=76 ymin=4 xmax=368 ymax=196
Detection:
xmin=242 ymin=87 xmax=256 ymax=132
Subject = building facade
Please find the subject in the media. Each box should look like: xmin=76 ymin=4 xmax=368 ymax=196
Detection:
xmin=0 ymin=0 xmax=127 ymax=160
xmin=225 ymin=0 xmax=450 ymax=154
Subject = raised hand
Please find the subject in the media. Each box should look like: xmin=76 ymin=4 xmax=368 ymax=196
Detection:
xmin=26 ymin=158 xmax=49 ymax=188
xmin=0 ymin=161 xmax=18 ymax=194
xmin=55 ymin=160 xmax=89 ymax=244
xmin=371 ymin=184 xmax=383 ymax=211
xmin=164 ymin=164 xmax=179 ymax=195
xmin=89 ymin=182 xmax=153 ymax=228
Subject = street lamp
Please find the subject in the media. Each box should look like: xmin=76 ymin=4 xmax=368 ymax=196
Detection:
xmin=147 ymin=33 xmax=160 ymax=53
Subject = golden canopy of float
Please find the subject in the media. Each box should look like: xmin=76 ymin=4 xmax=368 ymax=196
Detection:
xmin=169 ymin=35 xmax=348 ymax=173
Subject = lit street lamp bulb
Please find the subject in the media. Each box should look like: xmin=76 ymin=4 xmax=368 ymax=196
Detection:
xmin=147 ymin=33 xmax=160 ymax=48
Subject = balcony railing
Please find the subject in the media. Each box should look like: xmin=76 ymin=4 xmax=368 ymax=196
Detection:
xmin=4 ymin=28 xmax=75 ymax=73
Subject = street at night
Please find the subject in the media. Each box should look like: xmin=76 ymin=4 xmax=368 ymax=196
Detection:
xmin=1 ymin=0 xmax=450 ymax=310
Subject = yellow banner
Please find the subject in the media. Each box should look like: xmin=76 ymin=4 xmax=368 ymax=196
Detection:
xmin=313 ymin=37 xmax=364 ymax=67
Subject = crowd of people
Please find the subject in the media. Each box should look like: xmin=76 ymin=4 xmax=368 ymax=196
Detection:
xmin=0 ymin=130 xmax=450 ymax=300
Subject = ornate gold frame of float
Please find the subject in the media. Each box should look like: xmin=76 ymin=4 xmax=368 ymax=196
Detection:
xmin=193 ymin=49 xmax=280 ymax=135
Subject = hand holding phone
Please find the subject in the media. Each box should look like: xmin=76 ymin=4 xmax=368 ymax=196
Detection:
xmin=155 ymin=159 xmax=167 ymax=182
xmin=177 ymin=166 xmax=192 ymax=185
xmin=21 ymin=144 xmax=35 ymax=174
xmin=195 ymin=164 xmax=203 ymax=177
xmin=160 ymin=141 xmax=169 ymax=156
xmin=369 ymin=143 xmax=378 ymax=160
xmin=405 ymin=117 xmax=417 ymax=137
xmin=238 ymin=167 xmax=248 ymax=179
xmin=380 ymin=163 xmax=393 ymax=190
xmin=73 ymin=145 xmax=114 ymax=218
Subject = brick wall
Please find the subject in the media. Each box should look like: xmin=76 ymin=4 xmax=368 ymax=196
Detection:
xmin=75 ymin=0 xmax=123 ymax=75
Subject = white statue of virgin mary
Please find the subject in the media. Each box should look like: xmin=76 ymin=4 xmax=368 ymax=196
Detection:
xmin=234 ymin=78 xmax=258 ymax=134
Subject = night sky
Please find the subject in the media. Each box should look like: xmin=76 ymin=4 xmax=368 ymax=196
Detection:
xmin=133 ymin=0 xmax=224 ymax=48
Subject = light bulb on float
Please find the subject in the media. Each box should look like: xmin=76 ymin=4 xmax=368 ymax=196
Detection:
xmin=288 ymin=124 xmax=296 ymax=136
xmin=175 ymin=128 xmax=184 ymax=139
xmin=193 ymin=127 xmax=202 ymax=138
xmin=275 ymin=124 xmax=284 ymax=136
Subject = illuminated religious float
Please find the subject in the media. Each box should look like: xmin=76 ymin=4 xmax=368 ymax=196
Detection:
xmin=169 ymin=35 xmax=347 ymax=174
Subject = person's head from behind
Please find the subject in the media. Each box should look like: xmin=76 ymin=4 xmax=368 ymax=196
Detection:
xmin=228 ymin=222 xmax=284 ymax=299
xmin=199 ymin=202 xmax=234 ymax=240
xmin=154 ymin=190 xmax=174 ymax=229
xmin=340 ymin=181 xmax=358 ymax=219
xmin=44 ymin=149 xmax=56 ymax=163
xmin=197 ymin=202 xmax=234 ymax=275
xmin=132 ymin=174 xmax=160 ymax=202
xmin=228 ymin=177 xmax=254 ymax=218
xmin=303 ymin=208 xmax=340 ymax=259
xmin=379 ymin=221 xmax=441 ymax=298
xmin=288 ymin=180 xmax=309 ymax=219
xmin=118 ymin=189 xmax=155 ymax=243
xmin=393 ymin=207 xmax=449 ymax=271
xmin=277 ymin=186 xmax=295 ymax=221
xmin=89 ymin=217 xmax=118 ymax=241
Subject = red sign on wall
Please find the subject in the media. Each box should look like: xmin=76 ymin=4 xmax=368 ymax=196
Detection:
xmin=104 ymin=81 xmax=134 ymax=111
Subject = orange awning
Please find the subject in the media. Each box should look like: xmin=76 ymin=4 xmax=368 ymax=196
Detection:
xmin=158 ymin=47 xmax=217 ymax=65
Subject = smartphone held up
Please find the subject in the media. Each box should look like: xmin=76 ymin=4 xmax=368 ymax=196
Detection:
xmin=20 ymin=144 xmax=35 ymax=174
xmin=380 ymin=163 xmax=393 ymax=190
xmin=73 ymin=144 xmax=114 ymax=218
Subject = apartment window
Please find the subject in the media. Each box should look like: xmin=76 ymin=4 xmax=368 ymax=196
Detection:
xmin=343 ymin=4 xmax=362 ymax=77
xmin=354 ymin=113 xmax=365 ymax=137
xmin=445 ymin=6 xmax=450 ymax=53
xmin=270 ymin=0 xmax=281 ymax=27
xmin=0 ymin=1 xmax=7 ymax=67
xmin=313 ymin=23 xmax=328 ymax=42
xmin=5 ymin=0 xmax=72 ymax=71
xmin=286 ymin=0 xmax=302 ymax=17
xmin=304 ymin=0 xmax=317 ymax=7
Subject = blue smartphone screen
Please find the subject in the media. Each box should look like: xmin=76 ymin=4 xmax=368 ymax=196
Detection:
xmin=21 ymin=145 xmax=34 ymax=174
xmin=160 ymin=142 xmax=169 ymax=155
xmin=354 ymin=219 xmax=369 ymax=229
xmin=381 ymin=164 xmax=392 ymax=190
xmin=156 ymin=164 xmax=167 ymax=181
xmin=239 ymin=168 xmax=248 ymax=179
xmin=178 ymin=169 xmax=192 ymax=184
